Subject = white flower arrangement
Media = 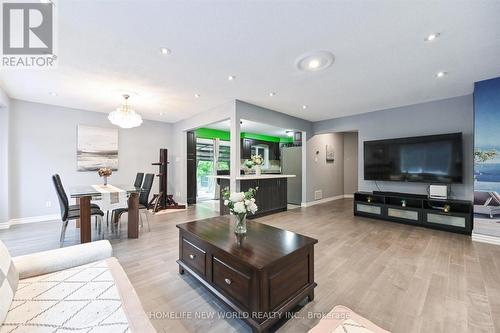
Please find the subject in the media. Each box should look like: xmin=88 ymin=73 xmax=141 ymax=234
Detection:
xmin=251 ymin=154 xmax=264 ymax=166
xmin=222 ymin=187 xmax=258 ymax=216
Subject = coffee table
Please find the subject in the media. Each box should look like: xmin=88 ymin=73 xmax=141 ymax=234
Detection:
xmin=177 ymin=216 xmax=318 ymax=333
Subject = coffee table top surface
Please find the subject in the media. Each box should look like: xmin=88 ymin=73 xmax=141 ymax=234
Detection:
xmin=177 ymin=216 xmax=318 ymax=269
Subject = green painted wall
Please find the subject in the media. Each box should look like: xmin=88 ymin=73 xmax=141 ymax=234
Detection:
xmin=195 ymin=128 xmax=293 ymax=143
xmin=195 ymin=128 xmax=230 ymax=141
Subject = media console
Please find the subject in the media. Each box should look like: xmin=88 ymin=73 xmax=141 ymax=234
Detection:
xmin=353 ymin=191 xmax=473 ymax=234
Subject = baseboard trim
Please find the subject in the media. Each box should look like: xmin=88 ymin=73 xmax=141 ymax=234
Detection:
xmin=302 ymin=195 xmax=345 ymax=207
xmin=0 ymin=214 xmax=59 ymax=230
xmin=472 ymin=233 xmax=500 ymax=246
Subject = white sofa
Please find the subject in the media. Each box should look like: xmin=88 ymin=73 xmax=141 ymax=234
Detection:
xmin=0 ymin=240 xmax=156 ymax=332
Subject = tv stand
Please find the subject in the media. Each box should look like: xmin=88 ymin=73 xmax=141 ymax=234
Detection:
xmin=373 ymin=191 xmax=428 ymax=200
xmin=354 ymin=191 xmax=472 ymax=235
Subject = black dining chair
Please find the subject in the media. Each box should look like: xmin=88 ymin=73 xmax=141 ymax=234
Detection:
xmin=113 ymin=173 xmax=154 ymax=233
xmin=52 ymin=174 xmax=104 ymax=247
xmin=134 ymin=172 xmax=144 ymax=188
xmin=106 ymin=172 xmax=145 ymax=225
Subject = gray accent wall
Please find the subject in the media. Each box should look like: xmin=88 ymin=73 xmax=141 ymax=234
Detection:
xmin=306 ymin=133 xmax=344 ymax=201
xmin=8 ymin=99 xmax=173 ymax=220
xmin=313 ymin=95 xmax=474 ymax=200
xmin=343 ymin=132 xmax=358 ymax=195
xmin=0 ymin=89 xmax=10 ymax=224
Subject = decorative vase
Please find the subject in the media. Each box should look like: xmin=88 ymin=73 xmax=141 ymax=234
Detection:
xmin=234 ymin=214 xmax=247 ymax=234
xmin=254 ymin=165 xmax=261 ymax=176
xmin=103 ymin=176 xmax=108 ymax=186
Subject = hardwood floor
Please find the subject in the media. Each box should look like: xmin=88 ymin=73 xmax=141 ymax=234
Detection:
xmin=2 ymin=199 xmax=500 ymax=333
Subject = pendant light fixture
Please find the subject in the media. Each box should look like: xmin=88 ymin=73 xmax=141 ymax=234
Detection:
xmin=108 ymin=94 xmax=143 ymax=128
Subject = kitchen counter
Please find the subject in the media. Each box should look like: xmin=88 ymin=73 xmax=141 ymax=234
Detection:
xmin=212 ymin=174 xmax=296 ymax=180
xmin=218 ymin=175 xmax=294 ymax=218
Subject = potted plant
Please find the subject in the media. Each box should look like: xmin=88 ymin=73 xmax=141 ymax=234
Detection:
xmin=222 ymin=187 xmax=258 ymax=234
xmin=251 ymin=154 xmax=264 ymax=176
xmin=244 ymin=159 xmax=254 ymax=174
xmin=97 ymin=167 xmax=112 ymax=186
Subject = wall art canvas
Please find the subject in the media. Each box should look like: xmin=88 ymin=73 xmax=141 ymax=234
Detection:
xmin=474 ymin=77 xmax=500 ymax=237
xmin=77 ymin=125 xmax=118 ymax=171
xmin=326 ymin=144 xmax=335 ymax=162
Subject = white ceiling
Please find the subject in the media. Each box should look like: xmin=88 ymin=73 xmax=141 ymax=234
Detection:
xmin=1 ymin=0 xmax=500 ymax=123
xmin=204 ymin=119 xmax=291 ymax=138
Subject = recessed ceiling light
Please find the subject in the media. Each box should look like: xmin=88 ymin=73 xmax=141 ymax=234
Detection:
xmin=228 ymin=75 xmax=236 ymax=81
xmin=269 ymin=92 xmax=276 ymax=97
xmin=302 ymin=105 xmax=308 ymax=110
xmin=308 ymin=59 xmax=320 ymax=69
xmin=159 ymin=47 xmax=171 ymax=55
xmin=49 ymin=92 xmax=57 ymax=96
xmin=194 ymin=94 xmax=200 ymax=98
xmin=425 ymin=33 xmax=440 ymax=42
xmin=436 ymin=71 xmax=447 ymax=78
xmin=159 ymin=112 xmax=165 ymax=116
xmin=296 ymin=51 xmax=335 ymax=72
xmin=286 ymin=131 xmax=294 ymax=137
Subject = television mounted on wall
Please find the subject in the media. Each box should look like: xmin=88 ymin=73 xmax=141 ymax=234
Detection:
xmin=364 ymin=133 xmax=463 ymax=183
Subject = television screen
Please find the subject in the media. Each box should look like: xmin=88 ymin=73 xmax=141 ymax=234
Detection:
xmin=364 ymin=133 xmax=463 ymax=183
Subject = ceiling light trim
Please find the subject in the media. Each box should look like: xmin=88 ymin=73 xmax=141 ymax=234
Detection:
xmin=296 ymin=50 xmax=335 ymax=72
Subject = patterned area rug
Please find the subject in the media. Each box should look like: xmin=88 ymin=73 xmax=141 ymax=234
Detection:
xmin=1 ymin=260 xmax=130 ymax=333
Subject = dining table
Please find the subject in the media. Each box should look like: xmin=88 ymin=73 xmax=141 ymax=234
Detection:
xmin=69 ymin=184 xmax=142 ymax=243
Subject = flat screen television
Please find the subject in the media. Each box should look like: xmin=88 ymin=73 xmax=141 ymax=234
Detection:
xmin=364 ymin=133 xmax=463 ymax=183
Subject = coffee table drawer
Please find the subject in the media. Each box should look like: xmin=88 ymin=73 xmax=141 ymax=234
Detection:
xmin=182 ymin=239 xmax=206 ymax=275
xmin=213 ymin=257 xmax=251 ymax=308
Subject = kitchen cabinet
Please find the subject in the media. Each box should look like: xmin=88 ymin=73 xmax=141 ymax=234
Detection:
xmin=219 ymin=177 xmax=288 ymax=217
xmin=240 ymin=138 xmax=281 ymax=160
xmin=241 ymin=138 xmax=252 ymax=159
xmin=186 ymin=131 xmax=197 ymax=204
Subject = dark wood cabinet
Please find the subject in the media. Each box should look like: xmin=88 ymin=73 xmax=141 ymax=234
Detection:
xmin=241 ymin=138 xmax=252 ymax=159
xmin=186 ymin=131 xmax=197 ymax=205
xmin=177 ymin=218 xmax=317 ymax=333
xmin=220 ymin=178 xmax=288 ymax=218
xmin=241 ymin=138 xmax=281 ymax=161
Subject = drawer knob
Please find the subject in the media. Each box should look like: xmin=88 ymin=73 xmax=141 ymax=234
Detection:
xmin=224 ymin=278 xmax=232 ymax=285
xmin=189 ymin=254 xmax=196 ymax=260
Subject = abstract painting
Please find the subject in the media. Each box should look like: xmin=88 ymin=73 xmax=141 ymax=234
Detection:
xmin=77 ymin=125 xmax=118 ymax=171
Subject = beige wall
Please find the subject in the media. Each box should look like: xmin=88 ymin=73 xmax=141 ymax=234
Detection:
xmin=343 ymin=132 xmax=358 ymax=195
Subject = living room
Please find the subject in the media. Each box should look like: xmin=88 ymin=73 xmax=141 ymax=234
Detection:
xmin=1 ymin=1 xmax=500 ymax=333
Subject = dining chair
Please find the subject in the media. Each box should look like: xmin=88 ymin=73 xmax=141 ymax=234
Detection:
xmin=134 ymin=172 xmax=144 ymax=188
xmin=113 ymin=173 xmax=154 ymax=233
xmin=52 ymin=174 xmax=101 ymax=211
xmin=106 ymin=172 xmax=145 ymax=225
xmin=52 ymin=174 xmax=105 ymax=247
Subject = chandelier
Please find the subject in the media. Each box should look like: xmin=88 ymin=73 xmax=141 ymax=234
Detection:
xmin=108 ymin=94 xmax=143 ymax=128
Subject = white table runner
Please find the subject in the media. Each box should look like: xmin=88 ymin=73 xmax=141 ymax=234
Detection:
xmin=91 ymin=184 xmax=128 ymax=211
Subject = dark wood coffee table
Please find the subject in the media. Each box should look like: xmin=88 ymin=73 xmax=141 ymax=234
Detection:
xmin=177 ymin=216 xmax=318 ymax=333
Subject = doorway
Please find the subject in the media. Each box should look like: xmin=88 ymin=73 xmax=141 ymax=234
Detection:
xmin=196 ymin=138 xmax=230 ymax=201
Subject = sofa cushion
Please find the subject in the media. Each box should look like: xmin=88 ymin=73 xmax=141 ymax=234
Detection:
xmin=0 ymin=241 xmax=19 ymax=325
xmin=0 ymin=259 xmax=140 ymax=332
